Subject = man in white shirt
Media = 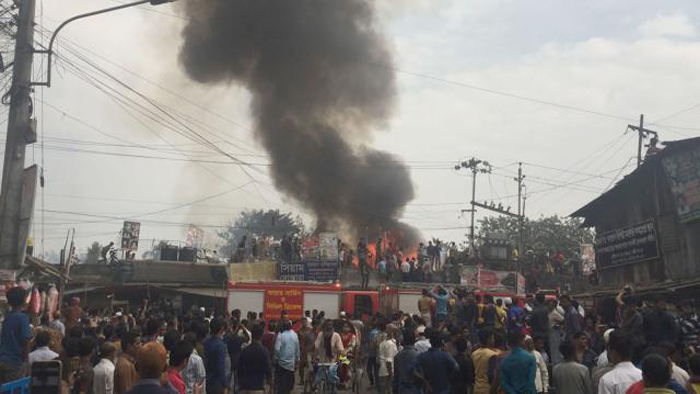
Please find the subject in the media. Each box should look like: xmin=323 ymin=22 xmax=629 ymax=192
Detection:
xmin=28 ymin=331 xmax=58 ymax=365
xmin=93 ymin=342 xmax=117 ymax=394
xmin=597 ymin=329 xmax=615 ymax=368
xmin=598 ymin=330 xmax=641 ymax=394
xmin=401 ymin=259 xmax=410 ymax=282
xmin=525 ymin=335 xmax=549 ymax=394
xmin=658 ymin=341 xmax=690 ymax=387
xmin=414 ymin=326 xmax=431 ymax=353
xmin=378 ymin=326 xmax=399 ymax=394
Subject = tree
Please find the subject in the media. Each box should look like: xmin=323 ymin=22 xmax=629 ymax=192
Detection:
xmin=85 ymin=242 xmax=102 ymax=264
xmin=218 ymin=209 xmax=304 ymax=258
xmin=478 ymin=215 xmax=594 ymax=255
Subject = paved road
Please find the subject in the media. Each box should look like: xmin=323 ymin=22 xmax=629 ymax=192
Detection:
xmin=289 ymin=364 xmax=371 ymax=394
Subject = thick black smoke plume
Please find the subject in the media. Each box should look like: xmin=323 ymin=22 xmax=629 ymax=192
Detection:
xmin=178 ymin=0 xmax=417 ymax=244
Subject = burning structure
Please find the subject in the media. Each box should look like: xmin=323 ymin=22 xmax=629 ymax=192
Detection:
xmin=178 ymin=0 xmax=418 ymax=245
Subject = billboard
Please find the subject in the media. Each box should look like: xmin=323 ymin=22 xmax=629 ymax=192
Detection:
xmin=229 ymin=261 xmax=278 ymax=282
xmin=595 ymin=220 xmax=659 ymax=270
xmin=121 ymin=221 xmax=141 ymax=251
xmin=319 ymin=233 xmax=338 ymax=260
xmin=461 ymin=267 xmax=521 ymax=294
xmin=663 ymin=147 xmax=700 ymax=223
xmin=186 ymin=226 xmax=205 ymax=249
xmin=581 ymin=244 xmax=596 ymax=275
xmin=301 ymin=236 xmax=320 ymax=260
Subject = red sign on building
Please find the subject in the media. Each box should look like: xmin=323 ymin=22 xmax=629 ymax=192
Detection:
xmin=264 ymin=288 xmax=304 ymax=321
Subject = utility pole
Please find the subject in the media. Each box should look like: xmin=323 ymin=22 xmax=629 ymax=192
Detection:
xmin=455 ymin=158 xmax=492 ymax=260
xmin=636 ymin=114 xmax=644 ymax=168
xmin=520 ymin=186 xmax=527 ymax=274
xmin=514 ymin=163 xmax=525 ymax=269
xmin=0 ymin=0 xmax=37 ymax=270
xmin=628 ymin=114 xmax=659 ymax=168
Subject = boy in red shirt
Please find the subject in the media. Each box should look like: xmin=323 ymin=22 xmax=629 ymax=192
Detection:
xmin=168 ymin=341 xmax=194 ymax=394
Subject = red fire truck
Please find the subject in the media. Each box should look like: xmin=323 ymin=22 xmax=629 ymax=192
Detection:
xmin=226 ymin=281 xmax=424 ymax=320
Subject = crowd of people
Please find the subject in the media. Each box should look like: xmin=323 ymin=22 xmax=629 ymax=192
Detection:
xmin=2 ymin=283 xmax=700 ymax=394
xmin=350 ymin=238 xmax=461 ymax=288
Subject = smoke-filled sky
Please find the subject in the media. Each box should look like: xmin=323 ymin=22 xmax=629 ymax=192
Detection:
xmin=20 ymin=0 xmax=700 ymax=258
xmin=178 ymin=0 xmax=417 ymax=243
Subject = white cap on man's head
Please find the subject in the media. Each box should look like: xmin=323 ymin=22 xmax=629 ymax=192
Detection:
xmin=603 ymin=328 xmax=615 ymax=343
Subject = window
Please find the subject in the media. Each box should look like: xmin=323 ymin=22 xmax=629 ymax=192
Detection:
xmin=354 ymin=294 xmax=373 ymax=317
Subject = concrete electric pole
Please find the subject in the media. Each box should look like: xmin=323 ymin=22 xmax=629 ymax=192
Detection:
xmin=515 ymin=162 xmax=525 ymax=268
xmin=0 ymin=0 xmax=174 ymax=273
xmin=455 ymin=158 xmax=492 ymax=260
xmin=0 ymin=0 xmax=37 ymax=270
xmin=628 ymin=114 xmax=659 ymax=168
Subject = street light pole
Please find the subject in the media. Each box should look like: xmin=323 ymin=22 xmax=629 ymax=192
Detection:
xmin=0 ymin=0 xmax=176 ymax=271
xmin=33 ymin=0 xmax=175 ymax=88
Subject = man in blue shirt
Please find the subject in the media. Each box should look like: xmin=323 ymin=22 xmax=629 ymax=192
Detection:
xmin=204 ymin=318 xmax=228 ymax=394
xmin=506 ymin=298 xmax=525 ymax=334
xmin=560 ymin=295 xmax=582 ymax=340
xmin=0 ymin=287 xmax=31 ymax=384
xmin=412 ymin=330 xmax=458 ymax=394
xmin=500 ymin=331 xmax=537 ymax=394
xmin=367 ymin=321 xmax=381 ymax=387
xmin=273 ymin=319 xmax=299 ymax=394
xmin=430 ymin=286 xmax=451 ymax=325
xmin=394 ymin=328 xmax=421 ymax=394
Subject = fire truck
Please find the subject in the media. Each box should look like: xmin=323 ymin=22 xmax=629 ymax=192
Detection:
xmin=226 ymin=281 xmax=424 ymax=320
xmin=226 ymin=280 xmax=528 ymax=321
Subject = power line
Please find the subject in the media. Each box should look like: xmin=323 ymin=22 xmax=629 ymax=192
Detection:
xmin=80 ymin=6 xmax=692 ymax=132
xmin=652 ymin=103 xmax=700 ymax=125
xmin=38 ymin=34 xmax=276 ymax=205
xmin=39 ymin=181 xmax=254 ymax=227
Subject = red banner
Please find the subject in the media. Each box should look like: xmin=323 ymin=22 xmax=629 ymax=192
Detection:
xmin=264 ymin=288 xmax=304 ymax=321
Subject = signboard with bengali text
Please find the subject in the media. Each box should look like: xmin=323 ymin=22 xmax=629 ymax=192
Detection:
xmin=594 ymin=220 xmax=659 ymax=270
xmin=264 ymin=288 xmax=303 ymax=321
xmin=278 ymin=262 xmax=306 ymax=281
xmin=278 ymin=260 xmax=339 ymax=282
xmin=305 ymin=260 xmax=339 ymax=282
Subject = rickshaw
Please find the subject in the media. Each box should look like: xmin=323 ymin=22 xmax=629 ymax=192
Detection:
xmin=303 ymin=319 xmax=363 ymax=394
